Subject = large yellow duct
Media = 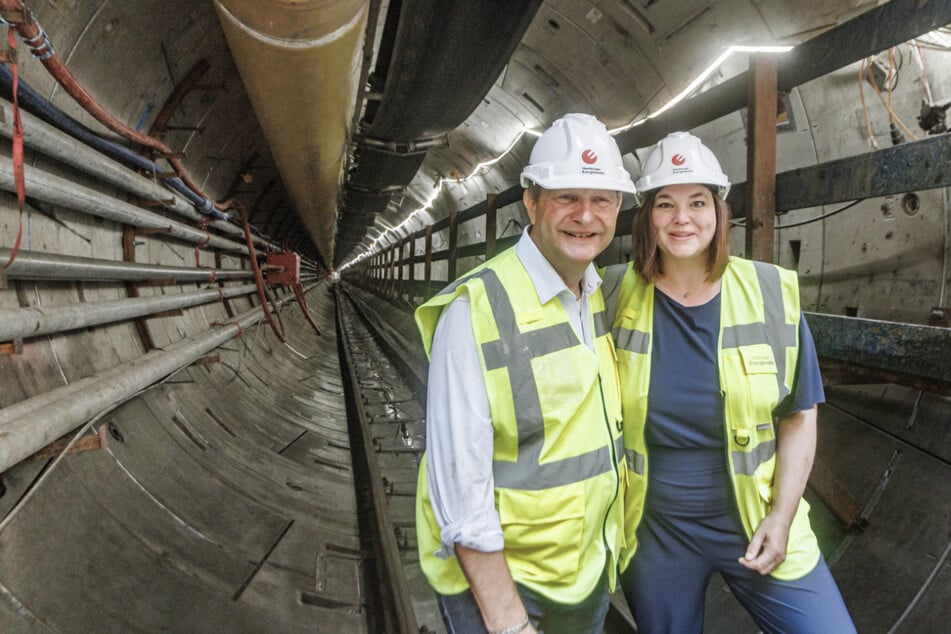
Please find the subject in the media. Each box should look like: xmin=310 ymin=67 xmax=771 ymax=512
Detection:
xmin=213 ymin=0 xmax=369 ymax=266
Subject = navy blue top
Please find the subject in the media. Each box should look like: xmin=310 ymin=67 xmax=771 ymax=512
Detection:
xmin=645 ymin=288 xmax=825 ymax=518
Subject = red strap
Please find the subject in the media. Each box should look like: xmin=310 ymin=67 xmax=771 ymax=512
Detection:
xmin=3 ymin=27 xmax=25 ymax=271
xmin=211 ymin=320 xmax=244 ymax=337
xmin=293 ymin=282 xmax=322 ymax=336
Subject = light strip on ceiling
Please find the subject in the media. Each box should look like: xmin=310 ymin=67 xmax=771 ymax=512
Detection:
xmin=344 ymin=44 xmax=791 ymax=268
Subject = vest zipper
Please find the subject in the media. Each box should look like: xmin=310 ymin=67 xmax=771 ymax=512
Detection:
xmin=597 ymin=371 xmax=621 ymax=558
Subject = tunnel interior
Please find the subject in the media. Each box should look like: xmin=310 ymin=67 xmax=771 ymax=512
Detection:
xmin=0 ymin=1 xmax=950 ymax=633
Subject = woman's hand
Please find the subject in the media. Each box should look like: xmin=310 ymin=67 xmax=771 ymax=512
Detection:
xmin=739 ymin=512 xmax=791 ymax=574
xmin=740 ymin=406 xmax=818 ymax=575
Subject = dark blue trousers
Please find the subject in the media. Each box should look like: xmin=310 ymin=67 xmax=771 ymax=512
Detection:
xmin=621 ymin=509 xmax=856 ymax=634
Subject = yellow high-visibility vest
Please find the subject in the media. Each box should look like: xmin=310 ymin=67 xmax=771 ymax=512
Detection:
xmin=415 ymin=247 xmax=626 ymax=603
xmin=602 ymin=256 xmax=820 ymax=580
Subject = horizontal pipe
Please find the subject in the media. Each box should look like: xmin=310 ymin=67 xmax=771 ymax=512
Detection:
xmin=0 ymin=247 xmax=253 ymax=282
xmin=0 ymin=156 xmax=244 ymax=252
xmin=0 ymin=283 xmax=257 ymax=341
xmin=0 ymin=286 xmax=312 ymax=474
xmin=0 ymin=99 xmax=278 ymax=252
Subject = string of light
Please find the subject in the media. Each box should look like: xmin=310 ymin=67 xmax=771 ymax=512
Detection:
xmin=344 ymin=44 xmax=792 ymax=269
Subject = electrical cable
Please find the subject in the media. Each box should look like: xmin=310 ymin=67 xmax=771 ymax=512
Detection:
xmin=913 ymin=40 xmax=934 ymax=103
xmin=858 ymin=58 xmax=876 ymax=148
xmin=0 ymin=4 xmax=230 ymax=219
xmin=236 ymin=202 xmax=286 ymax=342
xmin=1 ymin=26 xmax=25 ymax=270
xmin=0 ymin=371 xmax=183 ymax=535
xmin=776 ymin=200 xmax=863 ymax=229
xmin=731 ymin=200 xmax=864 ymax=230
xmin=293 ymin=282 xmax=322 ymax=336
xmin=865 ymin=53 xmax=918 ymax=141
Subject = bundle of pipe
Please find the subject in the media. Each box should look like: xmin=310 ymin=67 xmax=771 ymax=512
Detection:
xmin=0 ymin=97 xmax=277 ymax=252
xmin=0 ymin=286 xmax=312 ymax=474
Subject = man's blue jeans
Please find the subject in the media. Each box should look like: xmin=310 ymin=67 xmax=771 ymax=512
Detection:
xmin=435 ymin=571 xmax=609 ymax=634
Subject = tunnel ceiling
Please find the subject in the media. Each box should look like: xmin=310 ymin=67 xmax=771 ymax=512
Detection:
xmin=3 ymin=0 xmax=884 ymax=271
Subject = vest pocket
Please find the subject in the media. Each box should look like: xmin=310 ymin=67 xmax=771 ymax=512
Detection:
xmin=498 ymin=484 xmax=585 ymax=586
xmin=737 ymin=344 xmax=779 ymax=428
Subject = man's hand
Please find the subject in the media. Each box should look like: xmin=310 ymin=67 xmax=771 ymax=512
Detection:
xmin=455 ymin=545 xmax=537 ymax=632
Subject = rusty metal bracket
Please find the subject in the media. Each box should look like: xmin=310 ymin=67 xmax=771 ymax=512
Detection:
xmin=135 ymin=226 xmax=174 ymax=236
xmin=0 ymin=337 xmax=23 ymax=355
xmin=128 ymin=196 xmax=176 ymax=208
xmin=30 ymin=425 xmax=108 ymax=461
xmin=190 ymin=353 xmax=221 ymax=366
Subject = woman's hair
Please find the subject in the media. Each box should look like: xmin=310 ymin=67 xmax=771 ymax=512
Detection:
xmin=631 ymin=186 xmax=731 ymax=281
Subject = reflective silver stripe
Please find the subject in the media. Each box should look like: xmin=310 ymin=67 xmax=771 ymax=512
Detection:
xmin=463 ymin=268 xmax=616 ymax=490
xmin=721 ymin=262 xmax=797 ymax=401
xmin=482 ymin=322 xmax=577 ymax=368
xmin=625 ymin=448 xmax=645 ymax=475
xmin=754 ymin=262 xmax=796 ymax=402
xmin=722 ymin=322 xmax=768 ymax=348
xmin=435 ymin=277 xmax=465 ymax=297
xmin=615 ymin=327 xmax=650 ymax=355
xmin=593 ymin=309 xmax=609 ymax=338
xmin=732 ymin=438 xmax=775 ymax=476
xmin=600 ymin=264 xmax=627 ymax=326
xmin=495 ymin=445 xmax=616 ymax=491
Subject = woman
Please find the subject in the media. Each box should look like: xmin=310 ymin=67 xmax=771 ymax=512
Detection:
xmin=601 ymin=132 xmax=856 ymax=633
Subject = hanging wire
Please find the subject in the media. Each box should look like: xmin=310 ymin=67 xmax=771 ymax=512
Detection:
xmin=865 ymin=52 xmax=919 ymax=141
xmin=858 ymin=58 xmax=877 ymax=148
xmin=0 ymin=369 xmax=186 ymax=535
xmin=731 ymin=200 xmax=864 ymax=230
xmin=912 ymin=39 xmax=934 ymax=103
xmin=776 ymin=200 xmax=863 ymax=229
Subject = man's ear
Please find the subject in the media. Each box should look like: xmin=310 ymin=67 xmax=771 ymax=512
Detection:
xmin=523 ymin=189 xmax=537 ymax=225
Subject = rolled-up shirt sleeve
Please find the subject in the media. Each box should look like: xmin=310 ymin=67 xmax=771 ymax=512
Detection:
xmin=426 ymin=297 xmax=504 ymax=558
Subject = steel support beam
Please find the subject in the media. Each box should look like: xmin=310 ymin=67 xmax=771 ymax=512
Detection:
xmin=745 ymin=54 xmax=778 ymax=262
xmin=807 ymin=312 xmax=951 ymax=388
xmin=732 ymin=134 xmax=951 ymax=217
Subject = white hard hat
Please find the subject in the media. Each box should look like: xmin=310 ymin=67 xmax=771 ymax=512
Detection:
xmin=520 ymin=113 xmax=637 ymax=195
xmin=634 ymin=131 xmax=730 ymax=206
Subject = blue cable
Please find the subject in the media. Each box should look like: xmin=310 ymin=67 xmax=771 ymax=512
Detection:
xmin=0 ymin=63 xmax=230 ymax=220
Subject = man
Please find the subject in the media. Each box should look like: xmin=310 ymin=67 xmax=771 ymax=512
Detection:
xmin=414 ymin=113 xmax=637 ymax=633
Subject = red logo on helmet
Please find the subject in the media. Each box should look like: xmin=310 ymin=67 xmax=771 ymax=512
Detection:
xmin=671 ymin=154 xmax=686 ymax=166
xmin=581 ymin=149 xmax=598 ymax=164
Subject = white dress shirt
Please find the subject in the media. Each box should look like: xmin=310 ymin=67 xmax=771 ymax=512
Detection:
xmin=425 ymin=227 xmax=604 ymax=557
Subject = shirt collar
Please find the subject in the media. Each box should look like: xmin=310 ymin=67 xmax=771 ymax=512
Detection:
xmin=515 ymin=226 xmax=603 ymax=305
